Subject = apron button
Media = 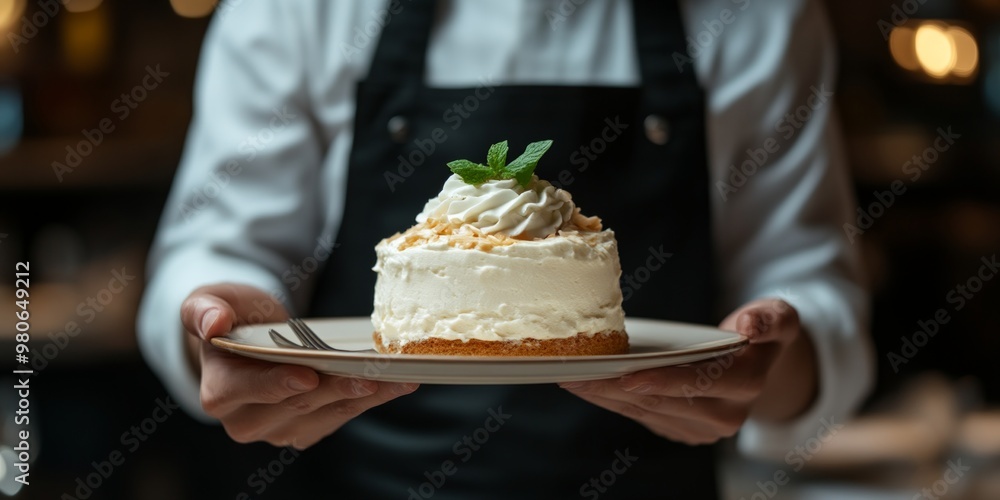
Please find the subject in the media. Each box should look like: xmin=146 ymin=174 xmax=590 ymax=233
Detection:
xmin=644 ymin=115 xmax=670 ymax=145
xmin=387 ymin=116 xmax=409 ymax=143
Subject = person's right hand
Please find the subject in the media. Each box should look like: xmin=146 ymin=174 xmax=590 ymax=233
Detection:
xmin=180 ymin=283 xmax=418 ymax=449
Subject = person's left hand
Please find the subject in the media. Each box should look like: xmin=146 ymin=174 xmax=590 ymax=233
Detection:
xmin=559 ymin=299 xmax=813 ymax=445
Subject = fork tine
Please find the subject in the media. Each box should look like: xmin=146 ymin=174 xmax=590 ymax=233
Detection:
xmin=286 ymin=319 xmax=321 ymax=349
xmin=295 ymin=318 xmax=336 ymax=350
xmin=284 ymin=318 xmax=377 ymax=353
xmin=269 ymin=328 xmax=304 ymax=349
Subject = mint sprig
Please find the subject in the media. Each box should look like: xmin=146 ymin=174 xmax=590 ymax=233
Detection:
xmin=502 ymin=140 xmax=552 ymax=186
xmin=447 ymin=139 xmax=553 ymax=187
xmin=446 ymin=159 xmax=494 ymax=185
xmin=486 ymin=141 xmax=508 ymax=171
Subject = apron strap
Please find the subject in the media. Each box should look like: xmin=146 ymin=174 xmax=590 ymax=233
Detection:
xmin=365 ymin=0 xmax=696 ymax=91
xmin=632 ymin=0 xmax=696 ymax=103
xmin=366 ymin=0 xmax=436 ymax=83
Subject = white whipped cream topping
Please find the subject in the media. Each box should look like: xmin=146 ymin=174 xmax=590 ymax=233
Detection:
xmin=416 ymin=174 xmax=575 ymax=239
xmin=371 ymin=229 xmax=625 ymax=346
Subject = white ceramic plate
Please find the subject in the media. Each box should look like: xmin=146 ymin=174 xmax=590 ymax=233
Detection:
xmin=211 ymin=317 xmax=747 ymax=384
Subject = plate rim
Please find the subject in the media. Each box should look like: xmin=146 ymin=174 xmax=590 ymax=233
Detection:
xmin=210 ymin=316 xmax=749 ymax=363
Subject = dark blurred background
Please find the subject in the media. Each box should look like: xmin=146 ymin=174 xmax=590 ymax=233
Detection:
xmin=0 ymin=0 xmax=997 ymax=498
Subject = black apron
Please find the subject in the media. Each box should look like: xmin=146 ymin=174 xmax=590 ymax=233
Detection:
xmin=308 ymin=1 xmax=718 ymax=497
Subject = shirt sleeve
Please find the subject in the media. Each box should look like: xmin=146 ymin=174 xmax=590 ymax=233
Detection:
xmin=681 ymin=0 xmax=875 ymax=458
xmin=136 ymin=1 xmax=325 ymax=421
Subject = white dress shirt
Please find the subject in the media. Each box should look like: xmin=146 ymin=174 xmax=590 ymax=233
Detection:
xmin=137 ymin=0 xmax=874 ymax=460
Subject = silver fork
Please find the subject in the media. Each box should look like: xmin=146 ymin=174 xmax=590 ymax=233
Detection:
xmin=268 ymin=328 xmax=306 ymax=349
xmin=280 ymin=318 xmax=375 ymax=353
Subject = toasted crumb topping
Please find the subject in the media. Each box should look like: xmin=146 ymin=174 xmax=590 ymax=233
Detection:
xmin=395 ymin=210 xmax=604 ymax=252
xmin=396 ymin=219 xmax=517 ymax=251
xmin=569 ymin=208 xmax=603 ymax=232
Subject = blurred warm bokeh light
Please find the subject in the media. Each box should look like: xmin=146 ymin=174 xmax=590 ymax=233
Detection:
xmin=947 ymin=26 xmax=979 ymax=77
xmin=63 ymin=0 xmax=102 ymax=14
xmin=60 ymin=3 xmax=111 ymax=74
xmin=915 ymin=23 xmax=956 ymax=77
xmin=169 ymin=0 xmax=218 ymax=19
xmin=0 ymin=0 xmax=26 ymax=30
xmin=890 ymin=20 xmax=979 ymax=82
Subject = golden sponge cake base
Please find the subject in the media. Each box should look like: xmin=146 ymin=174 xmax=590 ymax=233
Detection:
xmin=373 ymin=331 xmax=628 ymax=356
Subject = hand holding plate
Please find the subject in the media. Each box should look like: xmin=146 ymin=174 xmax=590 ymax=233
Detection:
xmin=180 ymin=283 xmax=418 ymax=449
xmin=559 ymin=299 xmax=815 ymax=445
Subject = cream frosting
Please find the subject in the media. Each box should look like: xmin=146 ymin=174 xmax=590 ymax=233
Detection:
xmin=416 ymin=174 xmax=575 ymax=239
xmin=371 ymin=229 xmax=625 ymax=346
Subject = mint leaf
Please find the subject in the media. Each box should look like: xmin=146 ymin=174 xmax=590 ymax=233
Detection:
xmin=502 ymin=140 xmax=553 ymax=187
xmin=447 ymin=159 xmax=494 ymax=185
xmin=446 ymin=139 xmax=554 ymax=187
xmin=486 ymin=140 xmax=508 ymax=174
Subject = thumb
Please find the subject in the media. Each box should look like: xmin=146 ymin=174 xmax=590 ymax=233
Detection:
xmin=718 ymin=299 xmax=797 ymax=345
xmin=180 ymin=283 xmax=289 ymax=340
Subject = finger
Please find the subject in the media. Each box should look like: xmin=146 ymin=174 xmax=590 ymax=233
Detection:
xmin=719 ymin=299 xmax=798 ymax=345
xmin=561 ymin=344 xmax=780 ymax=400
xmin=217 ymin=375 xmax=383 ymax=440
xmin=264 ymin=382 xmax=420 ymax=449
xmin=181 ymin=283 xmax=289 ymax=340
xmin=637 ymin=350 xmax=778 ymax=400
xmin=566 ymin=392 xmax=737 ymax=445
xmin=561 ymin=381 xmax=743 ymax=424
xmin=181 ymin=293 xmax=235 ymax=340
xmin=200 ymin=344 xmax=319 ymax=417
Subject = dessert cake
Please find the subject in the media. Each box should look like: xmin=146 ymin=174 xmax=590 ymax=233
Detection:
xmin=371 ymin=140 xmax=628 ymax=356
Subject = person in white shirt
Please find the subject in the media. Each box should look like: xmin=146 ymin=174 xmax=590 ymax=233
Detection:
xmin=138 ymin=0 xmax=873 ymax=497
